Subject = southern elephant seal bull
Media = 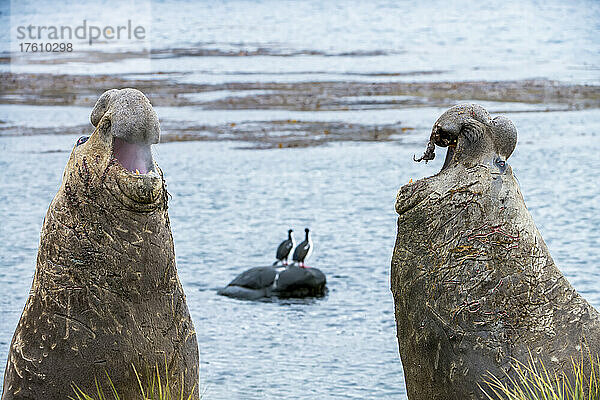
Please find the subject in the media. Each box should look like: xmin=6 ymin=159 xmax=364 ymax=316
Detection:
xmin=391 ymin=104 xmax=600 ymax=399
xmin=2 ymin=89 xmax=199 ymax=399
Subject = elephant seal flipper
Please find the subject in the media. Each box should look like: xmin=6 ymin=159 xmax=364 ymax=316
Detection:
xmin=2 ymin=89 xmax=199 ymax=400
xmin=392 ymin=104 xmax=600 ymax=399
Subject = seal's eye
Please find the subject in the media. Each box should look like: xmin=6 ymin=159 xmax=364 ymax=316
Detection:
xmin=76 ymin=136 xmax=89 ymax=147
xmin=494 ymin=157 xmax=506 ymax=172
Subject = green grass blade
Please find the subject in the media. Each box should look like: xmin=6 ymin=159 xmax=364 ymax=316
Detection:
xmin=132 ymin=363 xmax=146 ymax=399
xmin=104 ymin=370 xmax=120 ymax=400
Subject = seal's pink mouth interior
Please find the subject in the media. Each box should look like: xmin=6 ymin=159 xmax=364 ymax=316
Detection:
xmin=112 ymin=137 xmax=153 ymax=174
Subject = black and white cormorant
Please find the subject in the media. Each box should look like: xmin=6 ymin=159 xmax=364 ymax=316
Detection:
xmin=292 ymin=228 xmax=313 ymax=267
xmin=273 ymin=229 xmax=295 ymax=266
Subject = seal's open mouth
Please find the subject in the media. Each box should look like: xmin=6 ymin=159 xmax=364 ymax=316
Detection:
xmin=414 ymin=104 xmax=497 ymax=174
xmin=105 ymin=134 xmax=162 ymax=206
xmin=414 ymin=125 xmax=459 ymax=173
xmin=112 ymin=137 xmax=155 ymax=175
xmin=431 ymin=125 xmax=459 ymax=172
xmin=432 ymin=124 xmax=458 ymax=149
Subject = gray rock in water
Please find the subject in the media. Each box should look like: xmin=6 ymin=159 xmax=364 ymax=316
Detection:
xmin=2 ymin=89 xmax=198 ymax=400
xmin=392 ymin=104 xmax=600 ymax=399
xmin=218 ymin=265 xmax=327 ymax=300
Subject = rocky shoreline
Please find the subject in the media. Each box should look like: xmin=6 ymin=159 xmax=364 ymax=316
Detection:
xmin=2 ymin=72 xmax=599 ymax=148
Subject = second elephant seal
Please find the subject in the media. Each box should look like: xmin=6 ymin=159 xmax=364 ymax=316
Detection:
xmin=393 ymin=104 xmax=600 ymax=399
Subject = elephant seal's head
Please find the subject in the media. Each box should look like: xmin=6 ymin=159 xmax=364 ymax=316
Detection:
xmin=415 ymin=103 xmax=517 ymax=172
xmin=66 ymin=88 xmax=163 ymax=210
xmin=393 ymin=105 xmax=600 ymax=398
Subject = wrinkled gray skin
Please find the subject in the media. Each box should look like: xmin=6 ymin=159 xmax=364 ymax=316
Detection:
xmin=90 ymin=88 xmax=160 ymax=145
xmin=2 ymin=89 xmax=199 ymax=400
xmin=392 ymin=104 xmax=600 ymax=399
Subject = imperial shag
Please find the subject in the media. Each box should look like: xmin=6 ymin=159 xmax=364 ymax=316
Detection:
xmin=292 ymin=228 xmax=313 ymax=267
xmin=273 ymin=229 xmax=295 ymax=266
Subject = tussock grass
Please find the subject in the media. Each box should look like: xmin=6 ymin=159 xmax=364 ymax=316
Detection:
xmin=481 ymin=350 xmax=600 ymax=400
xmin=70 ymin=363 xmax=200 ymax=400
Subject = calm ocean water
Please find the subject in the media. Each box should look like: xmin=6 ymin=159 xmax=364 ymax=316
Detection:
xmin=1 ymin=1 xmax=600 ymax=398
xmin=1 ymin=110 xmax=599 ymax=398
xmin=1 ymin=0 xmax=599 ymax=82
